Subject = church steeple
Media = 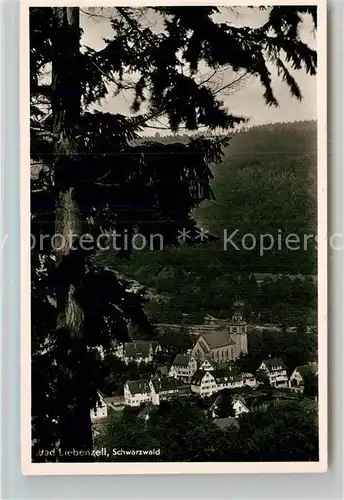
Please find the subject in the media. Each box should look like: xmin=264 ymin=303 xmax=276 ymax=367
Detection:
xmin=232 ymin=293 xmax=245 ymax=323
xmin=228 ymin=295 xmax=248 ymax=356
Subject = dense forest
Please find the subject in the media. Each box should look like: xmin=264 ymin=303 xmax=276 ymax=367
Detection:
xmin=102 ymin=121 xmax=317 ymax=326
xmin=96 ymin=397 xmax=318 ymax=462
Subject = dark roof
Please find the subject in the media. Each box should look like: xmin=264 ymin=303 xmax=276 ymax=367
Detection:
xmin=126 ymin=379 xmax=150 ymax=395
xmin=213 ymin=368 xmax=242 ymax=384
xmin=191 ymin=369 xmax=211 ymax=385
xmin=151 ymin=377 xmax=180 ymax=392
xmin=157 ymin=364 xmax=169 ymax=376
xmin=295 ymin=363 xmax=318 ymax=378
xmin=199 ymin=330 xmax=235 ymax=349
xmin=172 ymin=353 xmax=192 ymax=367
xmin=232 ymin=394 xmax=247 ymax=406
xmin=137 ymin=405 xmax=156 ymax=419
xmin=104 ymin=395 xmax=124 ymax=406
xmin=124 ymin=340 xmax=159 ymax=359
xmin=261 ymin=358 xmax=286 ymax=371
xmin=213 ymin=417 xmax=240 ymax=430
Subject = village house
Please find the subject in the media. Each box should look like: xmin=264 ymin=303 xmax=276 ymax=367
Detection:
xmin=124 ymin=377 xmax=182 ymax=407
xmin=115 ymin=340 xmax=161 ymax=365
xmin=190 ymin=365 xmax=254 ymax=397
xmin=214 ymin=369 xmax=244 ymax=391
xmin=124 ymin=380 xmax=152 ymax=407
xmin=169 ymin=354 xmax=197 ymax=383
xmin=137 ymin=405 xmax=156 ymax=422
xmin=103 ymin=395 xmax=125 ymax=412
xmin=191 ymin=301 xmax=248 ymax=363
xmin=232 ymin=394 xmax=250 ymax=417
xmin=191 ymin=370 xmax=218 ymax=398
xmin=257 ymin=358 xmax=288 ymax=388
xmin=210 ymin=393 xmax=250 ymax=419
xmin=90 ymin=392 xmax=108 ymax=422
xmin=242 ymin=372 xmax=258 ymax=388
xmin=149 ymin=377 xmax=181 ymax=405
xmin=289 ymin=362 xmax=318 ymax=392
xmin=198 ymin=357 xmax=216 ymax=371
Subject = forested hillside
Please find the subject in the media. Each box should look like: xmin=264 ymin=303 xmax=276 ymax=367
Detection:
xmin=196 ymin=120 xmax=317 ymax=235
xmin=103 ymin=121 xmax=317 ymax=326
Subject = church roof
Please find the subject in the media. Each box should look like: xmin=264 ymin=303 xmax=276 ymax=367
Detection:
xmin=200 ymin=330 xmax=235 ymax=349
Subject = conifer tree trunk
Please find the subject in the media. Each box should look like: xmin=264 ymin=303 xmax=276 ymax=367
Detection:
xmin=51 ymin=7 xmax=93 ymax=460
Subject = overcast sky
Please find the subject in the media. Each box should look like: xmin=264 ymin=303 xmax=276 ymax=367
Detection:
xmin=80 ymin=7 xmax=317 ymax=131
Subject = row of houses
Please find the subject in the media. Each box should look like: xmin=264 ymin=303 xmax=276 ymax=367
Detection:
xmin=168 ymin=352 xmax=317 ymax=396
xmin=168 ymin=353 xmax=283 ymax=396
xmin=123 ymin=376 xmax=183 ymax=407
xmin=90 ymin=376 xmax=182 ymax=421
xmin=91 ymin=360 xmax=317 ymax=424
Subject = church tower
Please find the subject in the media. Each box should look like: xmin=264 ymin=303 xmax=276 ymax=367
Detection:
xmin=228 ymin=296 xmax=248 ymax=356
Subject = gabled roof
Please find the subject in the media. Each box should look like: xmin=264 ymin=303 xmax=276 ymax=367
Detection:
xmin=137 ymin=404 xmax=156 ymax=420
xmin=172 ymin=353 xmax=192 ymax=367
xmin=213 ymin=417 xmax=240 ymax=430
xmin=232 ymin=394 xmax=247 ymax=407
xmin=126 ymin=379 xmax=150 ymax=395
xmin=294 ymin=363 xmax=318 ymax=378
xmin=199 ymin=330 xmax=235 ymax=349
xmin=191 ymin=369 xmax=212 ymax=385
xmin=124 ymin=340 xmax=159 ymax=359
xmin=200 ymin=357 xmax=216 ymax=369
xmin=260 ymin=358 xmax=286 ymax=371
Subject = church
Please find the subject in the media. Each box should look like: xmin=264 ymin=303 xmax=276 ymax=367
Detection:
xmin=191 ymin=300 xmax=248 ymax=363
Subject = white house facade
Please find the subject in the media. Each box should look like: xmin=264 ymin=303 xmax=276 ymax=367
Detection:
xmin=191 ymin=370 xmax=218 ymax=397
xmin=191 ymin=366 xmax=255 ymax=398
xmin=124 ymin=380 xmax=152 ymax=407
xmin=169 ymin=354 xmax=197 ymax=383
xmin=289 ymin=363 xmax=318 ymax=392
xmin=90 ymin=392 xmax=108 ymax=422
xmin=115 ymin=340 xmax=161 ymax=365
xmin=257 ymin=358 xmax=288 ymax=388
xmin=232 ymin=394 xmax=250 ymax=417
xmin=124 ymin=377 xmax=181 ymax=407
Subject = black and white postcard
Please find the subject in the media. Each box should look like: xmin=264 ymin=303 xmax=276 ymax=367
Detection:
xmin=21 ymin=0 xmax=327 ymax=474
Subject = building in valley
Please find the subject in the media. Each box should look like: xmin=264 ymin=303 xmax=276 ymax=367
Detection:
xmin=124 ymin=380 xmax=152 ymax=407
xmin=114 ymin=340 xmax=161 ymax=365
xmin=190 ymin=366 xmax=256 ymax=398
xmin=191 ymin=301 xmax=248 ymax=363
xmin=149 ymin=377 xmax=181 ymax=405
xmin=257 ymin=358 xmax=288 ymax=388
xmin=210 ymin=392 xmax=250 ymax=419
xmin=191 ymin=370 xmax=218 ymax=398
xmin=124 ymin=376 xmax=183 ymax=407
xmin=90 ymin=392 xmax=108 ymax=422
xmin=289 ymin=362 xmax=318 ymax=393
xmin=232 ymin=394 xmax=250 ymax=417
xmin=169 ymin=354 xmax=197 ymax=383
